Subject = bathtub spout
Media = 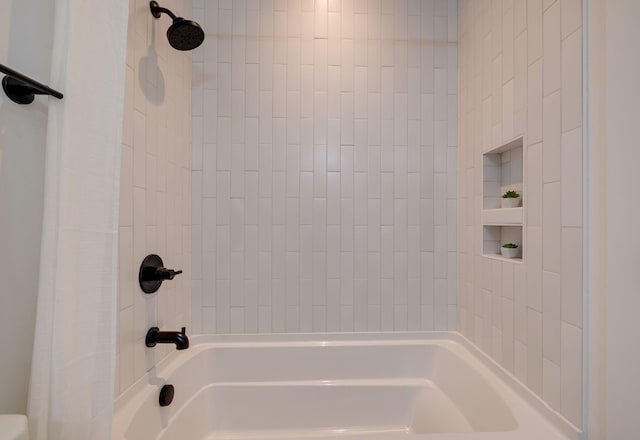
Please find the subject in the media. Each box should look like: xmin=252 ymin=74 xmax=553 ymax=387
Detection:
xmin=145 ymin=326 xmax=189 ymax=350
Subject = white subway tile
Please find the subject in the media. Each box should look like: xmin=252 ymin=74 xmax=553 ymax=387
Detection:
xmin=561 ymin=0 xmax=582 ymax=39
xmin=561 ymin=127 xmax=583 ymax=227
xmin=502 ymin=80 xmax=514 ymax=141
xmin=381 ymin=279 xmax=394 ymax=330
xmin=230 ymin=308 xmax=245 ymax=333
xmin=561 ymin=227 xmax=583 ymax=328
xmin=313 ymin=146 xmax=327 ymax=197
xmin=367 ymin=93 xmax=381 ymax=145
xmin=340 ymin=146 xmax=355 ymax=198
xmin=543 ymin=91 xmax=562 ymax=183
xmin=528 ymin=0 xmax=543 ymax=63
xmin=312 ymin=305 xmax=327 ymax=331
xmin=381 ymin=173 xmax=394 ymax=225
xmin=354 ymin=173 xmax=368 ymax=225
xmin=502 ymin=298 xmax=515 ymax=372
xmin=272 ymin=280 xmax=286 ymax=332
xmin=327 ymin=226 xmax=341 ymax=279
xmin=355 ymin=67 xmax=368 ymax=118
xmin=327 ymin=173 xmax=341 ymax=225
xmin=434 ymin=122 xmax=447 ymax=173
xmin=133 ymin=111 xmax=147 ymax=188
xmin=341 ymin=252 xmax=355 ymax=305
xmin=120 ymin=146 xmax=134 ymax=227
xmin=258 ymin=306 xmax=272 ymax=333
xmin=202 ymin=199 xmax=216 ymax=253
xmin=367 ymin=199 xmax=381 ymax=252
xmin=543 ymin=271 xmax=562 ymax=364
xmin=272 ymin=119 xmax=287 ymax=171
xmin=542 ymin=182 xmax=562 ymax=272
xmin=561 ymin=322 xmax=583 ymax=427
xmin=515 ymin=340 xmax=528 ymax=384
xmin=327 ymin=280 xmax=340 ymax=331
xmin=543 ymin=2 xmax=561 ymax=96
xmin=186 ymin=0 xmax=458 ymax=348
xmin=528 ymin=59 xmax=543 ymax=145
xmin=527 ymin=142 xmax=543 ymax=226
xmin=314 ymin=0 xmax=328 ymax=37
xmin=421 ymin=305 xmax=434 ymax=331
xmin=353 ymin=120 xmax=367 ymax=172
xmin=434 ymin=69 xmax=448 ymax=121
xmin=561 ymin=29 xmax=582 ymax=132
xmin=380 ymin=226 xmax=394 ymax=279
xmin=527 ymin=308 xmax=543 ymax=396
xmin=543 ymin=358 xmax=562 ymax=411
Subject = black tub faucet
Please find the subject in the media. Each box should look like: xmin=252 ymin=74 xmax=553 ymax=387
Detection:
xmin=145 ymin=327 xmax=189 ymax=350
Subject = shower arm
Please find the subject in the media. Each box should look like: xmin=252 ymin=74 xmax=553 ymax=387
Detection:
xmin=150 ymin=1 xmax=177 ymax=20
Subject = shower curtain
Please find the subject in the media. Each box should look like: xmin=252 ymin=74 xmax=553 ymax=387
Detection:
xmin=27 ymin=0 xmax=129 ymax=439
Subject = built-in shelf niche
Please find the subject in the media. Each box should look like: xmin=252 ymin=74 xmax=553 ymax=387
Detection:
xmin=481 ymin=137 xmax=525 ymax=264
xmin=483 ymin=137 xmax=524 ymax=209
xmin=482 ymin=225 xmax=523 ymax=264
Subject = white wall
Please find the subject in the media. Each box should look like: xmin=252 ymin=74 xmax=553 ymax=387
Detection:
xmin=458 ymin=0 xmax=583 ymax=428
xmin=0 ymin=0 xmax=53 ymax=414
xmin=115 ymin=0 xmax=193 ymax=397
xmin=191 ymin=0 xmax=458 ymax=334
xmin=588 ymin=0 xmax=640 ymax=438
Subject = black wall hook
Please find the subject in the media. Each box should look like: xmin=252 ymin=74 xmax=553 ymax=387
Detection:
xmin=0 ymin=64 xmax=63 ymax=104
xmin=139 ymin=254 xmax=183 ymax=293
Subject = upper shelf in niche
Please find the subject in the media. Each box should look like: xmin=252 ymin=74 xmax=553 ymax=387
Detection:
xmin=482 ymin=136 xmax=524 ymax=211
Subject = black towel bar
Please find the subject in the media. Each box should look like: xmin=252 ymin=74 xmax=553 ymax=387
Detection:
xmin=0 ymin=64 xmax=63 ymax=104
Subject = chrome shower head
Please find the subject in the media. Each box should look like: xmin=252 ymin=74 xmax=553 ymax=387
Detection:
xmin=150 ymin=1 xmax=205 ymax=51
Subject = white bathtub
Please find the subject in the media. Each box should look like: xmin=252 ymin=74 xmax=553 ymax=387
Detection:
xmin=113 ymin=333 xmax=580 ymax=440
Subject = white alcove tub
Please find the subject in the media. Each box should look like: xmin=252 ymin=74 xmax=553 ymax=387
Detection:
xmin=113 ymin=333 xmax=580 ymax=440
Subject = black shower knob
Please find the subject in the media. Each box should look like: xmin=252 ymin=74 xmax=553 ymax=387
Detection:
xmin=139 ymin=254 xmax=183 ymax=294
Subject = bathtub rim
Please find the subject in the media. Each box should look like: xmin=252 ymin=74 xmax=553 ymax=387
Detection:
xmin=113 ymin=331 xmax=582 ymax=440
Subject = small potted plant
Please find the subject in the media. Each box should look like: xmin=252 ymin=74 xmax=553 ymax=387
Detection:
xmin=501 ymin=243 xmax=520 ymax=259
xmin=501 ymin=190 xmax=521 ymax=208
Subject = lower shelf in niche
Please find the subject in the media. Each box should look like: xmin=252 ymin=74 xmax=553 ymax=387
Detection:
xmin=482 ymin=253 xmax=523 ymax=264
xmin=482 ymin=225 xmax=524 ymax=263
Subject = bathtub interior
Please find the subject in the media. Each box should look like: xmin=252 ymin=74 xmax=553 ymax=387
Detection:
xmin=118 ymin=340 xmax=520 ymax=440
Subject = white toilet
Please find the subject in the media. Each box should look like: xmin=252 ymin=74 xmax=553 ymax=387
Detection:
xmin=0 ymin=415 xmax=29 ymax=440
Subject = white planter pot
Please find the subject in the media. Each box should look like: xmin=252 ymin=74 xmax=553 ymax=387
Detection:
xmin=501 ymin=247 xmax=520 ymax=259
xmin=501 ymin=197 xmax=520 ymax=208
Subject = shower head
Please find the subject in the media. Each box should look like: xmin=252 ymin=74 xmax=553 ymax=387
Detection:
xmin=166 ymin=18 xmax=205 ymax=51
xmin=149 ymin=1 xmax=205 ymax=51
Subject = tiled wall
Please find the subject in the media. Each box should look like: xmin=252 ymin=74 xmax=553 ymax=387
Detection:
xmin=116 ymin=0 xmax=193 ymax=396
xmin=458 ymin=0 xmax=583 ymax=428
xmin=191 ymin=0 xmax=458 ymax=333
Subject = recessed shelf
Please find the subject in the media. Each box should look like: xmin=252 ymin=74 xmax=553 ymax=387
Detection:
xmin=481 ymin=207 xmax=523 ymax=225
xmin=483 ymin=225 xmax=523 ymax=252
xmin=482 ymin=253 xmax=524 ymax=264
xmin=482 ymin=136 xmax=525 ymax=263
xmin=482 ymin=136 xmax=524 ymax=210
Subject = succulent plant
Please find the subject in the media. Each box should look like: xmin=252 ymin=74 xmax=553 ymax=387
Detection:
xmin=502 ymin=243 xmax=518 ymax=248
xmin=502 ymin=190 xmax=520 ymax=199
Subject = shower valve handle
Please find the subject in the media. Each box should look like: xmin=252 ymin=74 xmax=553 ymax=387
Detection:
xmin=156 ymin=268 xmax=183 ymax=280
xmin=139 ymin=254 xmax=183 ymax=294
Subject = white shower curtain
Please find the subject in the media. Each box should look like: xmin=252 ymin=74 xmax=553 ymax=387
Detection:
xmin=27 ymin=0 xmax=129 ymax=439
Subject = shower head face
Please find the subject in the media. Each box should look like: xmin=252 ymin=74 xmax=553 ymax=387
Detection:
xmin=167 ymin=18 xmax=205 ymax=51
